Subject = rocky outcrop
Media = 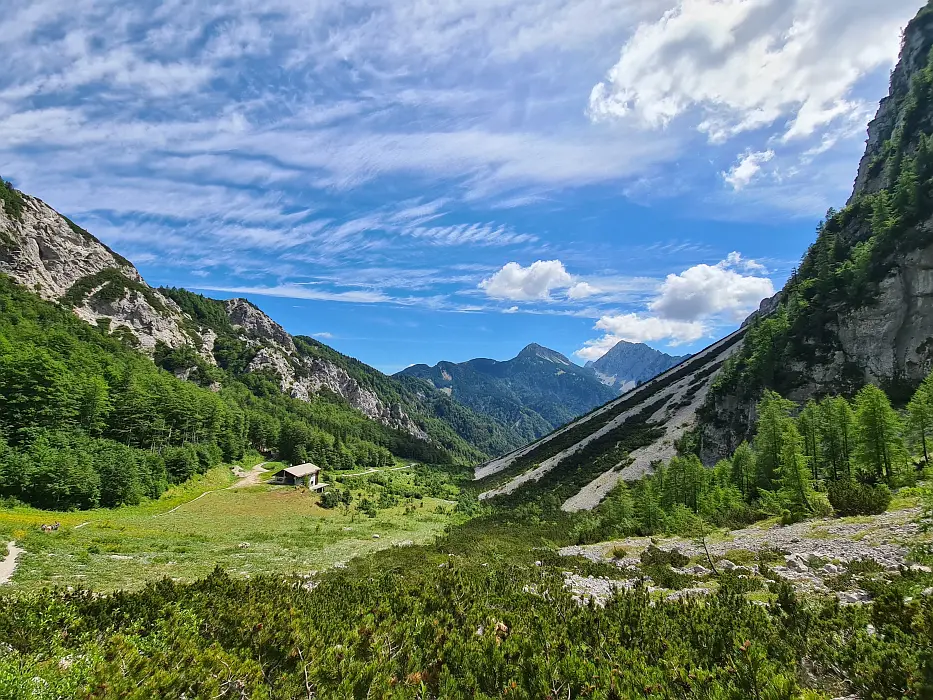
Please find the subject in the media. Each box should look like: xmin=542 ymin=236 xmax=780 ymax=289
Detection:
xmin=0 ymin=188 xmax=432 ymax=442
xmin=0 ymin=192 xmax=199 ymax=353
xmin=225 ymin=298 xmax=296 ymax=352
xmin=0 ymin=193 xmax=136 ymax=299
xmin=234 ymin=304 xmax=429 ymax=441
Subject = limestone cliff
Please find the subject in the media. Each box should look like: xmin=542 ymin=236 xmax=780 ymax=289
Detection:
xmin=229 ymin=301 xmax=430 ymax=440
xmin=0 ymin=189 xmax=199 ymax=354
xmin=0 ymin=186 xmax=431 ymax=442
xmin=699 ymin=2 xmax=933 ymax=462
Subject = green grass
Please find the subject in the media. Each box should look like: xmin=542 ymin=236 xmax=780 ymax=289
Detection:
xmin=0 ymin=463 xmax=463 ymax=592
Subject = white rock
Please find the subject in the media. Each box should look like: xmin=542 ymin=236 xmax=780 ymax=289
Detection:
xmin=718 ymin=560 xmax=737 ymax=571
xmin=822 ymin=563 xmax=839 ymax=575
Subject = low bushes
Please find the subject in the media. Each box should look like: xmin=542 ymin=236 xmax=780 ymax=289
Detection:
xmin=828 ymin=480 xmax=893 ymax=516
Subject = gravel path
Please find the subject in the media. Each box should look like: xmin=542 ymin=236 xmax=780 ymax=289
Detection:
xmin=0 ymin=541 xmax=23 ymax=585
xmin=229 ymin=463 xmax=268 ymax=488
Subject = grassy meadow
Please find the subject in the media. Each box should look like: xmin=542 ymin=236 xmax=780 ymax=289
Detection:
xmin=0 ymin=457 xmax=465 ymax=592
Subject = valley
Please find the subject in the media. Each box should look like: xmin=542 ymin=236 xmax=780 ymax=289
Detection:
xmin=3 ymin=1 xmax=933 ymax=698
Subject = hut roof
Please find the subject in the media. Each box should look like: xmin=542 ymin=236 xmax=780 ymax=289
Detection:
xmin=282 ymin=463 xmax=321 ymax=478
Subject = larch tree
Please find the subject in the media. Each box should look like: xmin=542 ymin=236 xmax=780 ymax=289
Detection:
xmin=796 ymin=400 xmax=823 ymax=480
xmin=907 ymin=372 xmax=933 ymax=466
xmin=853 ymin=384 xmax=907 ymax=485
xmin=730 ymin=442 xmax=756 ymax=498
xmin=753 ymin=391 xmax=797 ymax=491
xmin=777 ymin=423 xmax=813 ymax=515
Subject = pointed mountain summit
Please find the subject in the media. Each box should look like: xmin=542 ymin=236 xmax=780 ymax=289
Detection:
xmin=517 ymin=343 xmax=574 ymax=365
xmin=398 ymin=344 xmax=617 ymax=440
xmin=586 ymin=340 xmax=689 ymax=393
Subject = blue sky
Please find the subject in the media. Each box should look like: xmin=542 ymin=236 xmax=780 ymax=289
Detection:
xmin=0 ymin=0 xmax=923 ymax=373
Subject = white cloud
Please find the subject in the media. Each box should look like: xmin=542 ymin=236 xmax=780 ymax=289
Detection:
xmin=588 ymin=0 xmax=917 ymax=143
xmin=312 ymin=331 xmax=334 ymax=339
xmin=650 ymin=252 xmax=774 ymax=321
xmin=576 ymin=251 xmax=773 ymax=357
xmin=568 ymin=281 xmax=600 ymax=299
xmin=479 ymin=260 xmax=574 ymax=301
xmin=504 ymin=306 xmax=520 ymax=314
xmin=575 ymin=313 xmax=706 ymax=360
xmin=722 ymin=149 xmax=774 ymax=191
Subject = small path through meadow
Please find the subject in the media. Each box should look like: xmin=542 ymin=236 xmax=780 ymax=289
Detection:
xmin=0 ymin=541 xmax=24 ymax=585
xmin=157 ymin=462 xmax=268 ymax=517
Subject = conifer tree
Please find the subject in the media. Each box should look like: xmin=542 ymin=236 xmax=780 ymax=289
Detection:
xmin=853 ymin=384 xmax=907 ymax=485
xmin=819 ymin=396 xmax=855 ymax=481
xmin=753 ymin=391 xmax=796 ymax=491
xmin=730 ymin=442 xmax=756 ymax=498
xmin=797 ymin=400 xmax=823 ymax=480
xmin=777 ymin=423 xmax=813 ymax=515
xmin=907 ymin=372 xmax=933 ymax=466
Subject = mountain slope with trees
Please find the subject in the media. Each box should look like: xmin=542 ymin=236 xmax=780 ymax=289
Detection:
xmin=398 ymin=343 xmax=619 ymax=441
xmin=472 ymin=2 xmax=933 ymax=512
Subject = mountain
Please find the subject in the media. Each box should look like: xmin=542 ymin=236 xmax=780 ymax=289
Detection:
xmin=473 ymin=2 xmax=933 ymax=510
xmin=585 ymin=340 xmax=689 ymax=393
xmin=398 ymin=343 xmax=619 ymax=440
xmin=0 ymin=181 xmax=527 ymax=468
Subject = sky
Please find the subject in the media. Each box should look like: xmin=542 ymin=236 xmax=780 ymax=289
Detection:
xmin=0 ymin=0 xmax=923 ymax=373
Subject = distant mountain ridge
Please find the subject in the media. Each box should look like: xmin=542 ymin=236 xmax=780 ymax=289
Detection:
xmin=585 ymin=340 xmax=689 ymax=393
xmin=398 ymin=344 xmax=620 ymax=441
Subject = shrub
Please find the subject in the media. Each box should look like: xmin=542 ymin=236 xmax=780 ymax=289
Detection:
xmin=828 ymin=480 xmax=892 ymax=516
xmin=640 ymin=545 xmax=689 ymax=568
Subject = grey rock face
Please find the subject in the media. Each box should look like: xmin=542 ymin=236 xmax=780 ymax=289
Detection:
xmin=237 ymin=308 xmax=429 ymax=441
xmin=225 ymin=298 xmax=296 ymax=352
xmin=0 ymin=192 xmax=198 ymax=353
xmin=0 ymin=194 xmax=137 ymax=299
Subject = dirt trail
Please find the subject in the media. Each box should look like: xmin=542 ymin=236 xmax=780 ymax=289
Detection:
xmin=157 ymin=462 xmax=269 ymax=516
xmin=0 ymin=541 xmax=23 ymax=585
xmin=230 ymin=463 xmax=269 ymax=488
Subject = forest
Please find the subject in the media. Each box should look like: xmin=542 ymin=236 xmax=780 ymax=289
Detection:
xmin=0 ymin=275 xmax=449 ymax=511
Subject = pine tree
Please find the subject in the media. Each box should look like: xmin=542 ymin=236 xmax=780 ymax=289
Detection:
xmin=854 ymin=384 xmax=907 ymax=485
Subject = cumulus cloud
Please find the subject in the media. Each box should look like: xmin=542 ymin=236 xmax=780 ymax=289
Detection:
xmin=479 ymin=260 xmax=574 ymax=301
xmin=575 ymin=251 xmax=773 ymax=359
xmin=588 ymin=0 xmax=917 ymax=143
xmin=568 ymin=281 xmax=600 ymax=299
xmin=649 ymin=252 xmax=774 ymax=321
xmin=722 ymin=149 xmax=775 ymax=190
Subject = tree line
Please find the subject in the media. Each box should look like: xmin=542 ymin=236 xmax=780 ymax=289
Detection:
xmin=617 ymin=377 xmax=930 ymax=538
xmin=0 ymin=275 xmax=433 ymax=511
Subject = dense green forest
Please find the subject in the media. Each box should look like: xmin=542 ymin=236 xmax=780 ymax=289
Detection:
xmin=0 ymin=275 xmax=455 ymax=510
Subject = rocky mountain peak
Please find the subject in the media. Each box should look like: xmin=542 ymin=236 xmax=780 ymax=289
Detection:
xmin=585 ymin=339 xmax=688 ymax=393
xmin=0 ymin=187 xmax=198 ymax=354
xmin=517 ymin=343 xmax=572 ymax=365
xmin=224 ymin=297 xmax=296 ymax=352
